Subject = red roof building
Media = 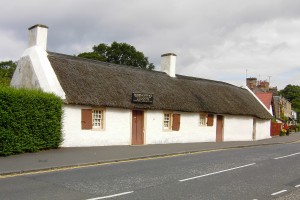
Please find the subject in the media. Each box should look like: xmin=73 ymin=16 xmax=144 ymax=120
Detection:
xmin=255 ymin=92 xmax=273 ymax=110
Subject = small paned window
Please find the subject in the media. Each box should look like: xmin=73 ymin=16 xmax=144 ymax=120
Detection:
xmin=199 ymin=113 xmax=207 ymax=126
xmin=164 ymin=113 xmax=171 ymax=130
xmin=92 ymin=109 xmax=103 ymax=128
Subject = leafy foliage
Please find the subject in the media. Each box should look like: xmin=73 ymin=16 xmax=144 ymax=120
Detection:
xmin=279 ymin=84 xmax=300 ymax=122
xmin=0 ymin=87 xmax=63 ymax=156
xmin=78 ymin=41 xmax=155 ymax=70
xmin=0 ymin=60 xmax=16 ymax=87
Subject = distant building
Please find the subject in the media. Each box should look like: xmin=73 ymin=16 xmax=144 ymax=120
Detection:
xmin=246 ymin=77 xmax=293 ymax=124
xmin=272 ymin=96 xmax=292 ymax=123
xmin=254 ymin=92 xmax=273 ymax=115
xmin=246 ymin=77 xmax=277 ymax=93
xmin=291 ymin=110 xmax=297 ymax=125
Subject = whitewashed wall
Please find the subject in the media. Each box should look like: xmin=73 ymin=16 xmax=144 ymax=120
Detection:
xmin=10 ymin=46 xmax=65 ymax=99
xmin=61 ymin=105 xmax=131 ymax=147
xmin=223 ymin=115 xmax=253 ymax=141
xmin=255 ymin=119 xmax=271 ymax=140
xmin=145 ymin=111 xmax=216 ymax=144
xmin=61 ymin=107 xmax=271 ymax=147
xmin=62 ymin=108 xmax=218 ymax=147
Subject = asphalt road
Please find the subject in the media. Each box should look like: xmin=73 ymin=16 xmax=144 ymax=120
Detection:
xmin=0 ymin=143 xmax=299 ymax=200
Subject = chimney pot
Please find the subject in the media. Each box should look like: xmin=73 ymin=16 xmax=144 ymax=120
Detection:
xmin=28 ymin=24 xmax=48 ymax=50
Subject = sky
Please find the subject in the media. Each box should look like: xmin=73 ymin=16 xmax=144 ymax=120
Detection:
xmin=1 ymin=0 xmax=300 ymax=89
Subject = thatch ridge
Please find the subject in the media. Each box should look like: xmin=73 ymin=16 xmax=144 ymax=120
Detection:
xmin=48 ymin=52 xmax=272 ymax=119
xmin=48 ymin=51 xmax=166 ymax=75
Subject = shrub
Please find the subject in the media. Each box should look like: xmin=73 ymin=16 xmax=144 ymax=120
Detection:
xmin=0 ymin=87 xmax=63 ymax=156
xmin=280 ymin=129 xmax=286 ymax=136
xmin=296 ymin=125 xmax=300 ymax=132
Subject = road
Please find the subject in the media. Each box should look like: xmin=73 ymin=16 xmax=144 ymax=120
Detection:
xmin=0 ymin=143 xmax=299 ymax=200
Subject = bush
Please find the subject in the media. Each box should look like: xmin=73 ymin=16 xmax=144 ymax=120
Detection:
xmin=296 ymin=125 xmax=300 ymax=132
xmin=280 ymin=129 xmax=286 ymax=136
xmin=0 ymin=87 xmax=63 ymax=156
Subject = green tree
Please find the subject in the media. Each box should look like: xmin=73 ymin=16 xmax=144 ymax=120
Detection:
xmin=279 ymin=84 xmax=300 ymax=122
xmin=0 ymin=60 xmax=17 ymax=87
xmin=78 ymin=41 xmax=155 ymax=70
xmin=279 ymin=85 xmax=300 ymax=101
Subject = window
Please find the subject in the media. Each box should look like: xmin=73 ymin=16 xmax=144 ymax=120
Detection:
xmin=199 ymin=113 xmax=207 ymax=126
xmin=92 ymin=109 xmax=103 ymax=128
xmin=164 ymin=113 xmax=171 ymax=130
xmin=163 ymin=112 xmax=181 ymax=131
xmin=81 ymin=108 xmax=105 ymax=130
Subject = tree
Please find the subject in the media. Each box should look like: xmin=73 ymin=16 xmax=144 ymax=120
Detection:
xmin=78 ymin=41 xmax=155 ymax=70
xmin=279 ymin=84 xmax=300 ymax=122
xmin=0 ymin=60 xmax=17 ymax=87
xmin=279 ymin=85 xmax=300 ymax=101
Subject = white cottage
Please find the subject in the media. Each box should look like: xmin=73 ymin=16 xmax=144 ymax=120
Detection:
xmin=11 ymin=24 xmax=272 ymax=147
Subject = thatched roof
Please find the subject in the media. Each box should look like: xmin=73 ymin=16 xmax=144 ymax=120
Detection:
xmin=48 ymin=52 xmax=272 ymax=119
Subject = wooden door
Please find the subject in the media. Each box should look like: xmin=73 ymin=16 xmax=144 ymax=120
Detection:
xmin=216 ymin=115 xmax=223 ymax=142
xmin=132 ymin=110 xmax=144 ymax=145
xmin=252 ymin=118 xmax=256 ymax=140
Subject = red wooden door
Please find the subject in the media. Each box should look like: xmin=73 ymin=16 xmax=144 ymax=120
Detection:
xmin=216 ymin=115 xmax=223 ymax=142
xmin=132 ymin=110 xmax=144 ymax=145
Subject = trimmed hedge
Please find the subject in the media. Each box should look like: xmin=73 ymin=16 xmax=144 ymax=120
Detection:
xmin=0 ymin=87 xmax=63 ymax=156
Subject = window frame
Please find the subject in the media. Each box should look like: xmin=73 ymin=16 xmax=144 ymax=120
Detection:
xmin=199 ymin=113 xmax=207 ymax=126
xmin=163 ymin=112 xmax=172 ymax=131
xmin=81 ymin=108 xmax=106 ymax=130
xmin=91 ymin=108 xmax=106 ymax=130
xmin=163 ymin=112 xmax=181 ymax=131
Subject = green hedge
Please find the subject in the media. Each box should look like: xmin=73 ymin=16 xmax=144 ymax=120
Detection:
xmin=0 ymin=87 xmax=63 ymax=156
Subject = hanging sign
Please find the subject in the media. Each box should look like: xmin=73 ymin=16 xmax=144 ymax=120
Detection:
xmin=132 ymin=93 xmax=153 ymax=104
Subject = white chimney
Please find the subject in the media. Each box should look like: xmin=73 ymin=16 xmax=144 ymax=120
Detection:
xmin=160 ymin=53 xmax=177 ymax=77
xmin=28 ymin=24 xmax=48 ymax=50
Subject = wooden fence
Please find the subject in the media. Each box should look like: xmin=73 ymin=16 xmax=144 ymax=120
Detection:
xmin=270 ymin=122 xmax=282 ymax=136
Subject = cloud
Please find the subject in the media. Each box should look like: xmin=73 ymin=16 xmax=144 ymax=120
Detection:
xmin=1 ymin=0 xmax=300 ymax=89
xmin=0 ymin=28 xmax=26 ymax=60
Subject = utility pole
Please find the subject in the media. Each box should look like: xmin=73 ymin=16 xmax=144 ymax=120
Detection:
xmin=268 ymin=76 xmax=272 ymax=85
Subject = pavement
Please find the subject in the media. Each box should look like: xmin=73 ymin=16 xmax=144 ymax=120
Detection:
xmin=1 ymin=132 xmax=300 ymax=176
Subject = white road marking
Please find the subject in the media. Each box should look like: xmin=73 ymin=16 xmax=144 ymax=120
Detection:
xmin=179 ymin=163 xmax=256 ymax=182
xmin=295 ymin=184 xmax=300 ymax=188
xmin=271 ymin=190 xmax=287 ymax=196
xmin=274 ymin=152 xmax=300 ymax=160
xmin=86 ymin=191 xmax=133 ymax=200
